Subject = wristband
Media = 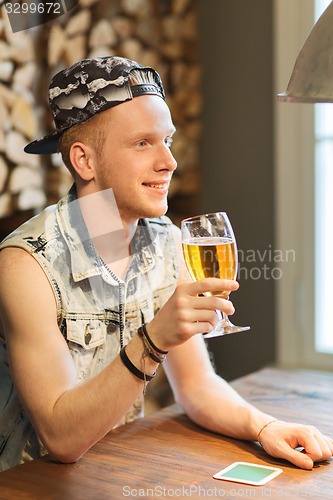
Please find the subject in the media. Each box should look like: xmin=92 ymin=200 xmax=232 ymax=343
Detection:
xmin=139 ymin=323 xmax=168 ymax=355
xmin=119 ymin=347 xmax=156 ymax=381
xmin=257 ymin=419 xmax=278 ymax=447
xmin=137 ymin=326 xmax=167 ymax=363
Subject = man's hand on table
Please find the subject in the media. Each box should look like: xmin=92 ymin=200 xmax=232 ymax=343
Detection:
xmin=259 ymin=420 xmax=333 ymax=470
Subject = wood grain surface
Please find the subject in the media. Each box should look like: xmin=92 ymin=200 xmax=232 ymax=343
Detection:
xmin=0 ymin=367 xmax=332 ymax=499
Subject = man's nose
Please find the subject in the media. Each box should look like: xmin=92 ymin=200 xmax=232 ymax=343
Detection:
xmin=157 ymin=145 xmax=177 ymax=171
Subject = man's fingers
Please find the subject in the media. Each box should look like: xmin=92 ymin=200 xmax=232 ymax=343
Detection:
xmin=261 ymin=422 xmax=333 ymax=470
xmin=191 ymin=295 xmax=235 ymax=315
xmin=286 ymin=447 xmax=314 ymax=470
xmin=297 ymin=429 xmax=333 ymax=463
xmin=189 ymin=278 xmax=239 ymax=296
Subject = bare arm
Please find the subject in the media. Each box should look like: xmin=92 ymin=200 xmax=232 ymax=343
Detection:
xmin=146 ymin=227 xmax=333 ymax=470
xmin=3 ymin=237 xmax=332 ymax=469
xmin=146 ymin=228 xmax=272 ymax=444
xmin=163 ymin=338 xmax=333 ymax=469
xmin=0 ymin=248 xmax=159 ymax=463
xmin=0 ymin=239 xmax=238 ymax=464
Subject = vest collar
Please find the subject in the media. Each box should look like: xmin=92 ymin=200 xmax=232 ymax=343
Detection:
xmin=56 ymin=185 xmax=162 ymax=282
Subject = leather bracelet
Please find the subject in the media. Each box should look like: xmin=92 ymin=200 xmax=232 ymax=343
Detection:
xmin=143 ymin=337 xmax=165 ymax=363
xmin=137 ymin=326 xmax=166 ymax=363
xmin=119 ymin=347 xmax=156 ymax=381
xmin=139 ymin=323 xmax=168 ymax=355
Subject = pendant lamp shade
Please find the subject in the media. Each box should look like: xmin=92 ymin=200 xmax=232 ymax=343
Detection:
xmin=278 ymin=1 xmax=333 ymax=103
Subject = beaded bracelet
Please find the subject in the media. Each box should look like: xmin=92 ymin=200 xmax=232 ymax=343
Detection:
xmin=139 ymin=323 xmax=169 ymax=355
xmin=257 ymin=419 xmax=278 ymax=447
xmin=119 ymin=346 xmax=156 ymax=382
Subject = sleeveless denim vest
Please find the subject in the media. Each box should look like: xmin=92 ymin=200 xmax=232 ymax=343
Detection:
xmin=0 ymin=186 xmax=179 ymax=471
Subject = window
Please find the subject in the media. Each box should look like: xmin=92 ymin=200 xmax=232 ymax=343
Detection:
xmin=274 ymin=0 xmax=333 ymax=369
xmin=314 ymin=0 xmax=333 ymax=354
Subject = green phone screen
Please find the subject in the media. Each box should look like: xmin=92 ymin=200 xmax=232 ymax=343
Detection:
xmin=221 ymin=463 xmax=276 ymax=482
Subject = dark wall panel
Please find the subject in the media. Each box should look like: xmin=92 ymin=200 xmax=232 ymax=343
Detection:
xmin=198 ymin=0 xmax=275 ymax=380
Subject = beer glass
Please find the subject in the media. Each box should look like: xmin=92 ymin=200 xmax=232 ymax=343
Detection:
xmin=181 ymin=212 xmax=250 ymax=338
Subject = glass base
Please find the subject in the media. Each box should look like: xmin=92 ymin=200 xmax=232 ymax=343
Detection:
xmin=203 ymin=316 xmax=250 ymax=338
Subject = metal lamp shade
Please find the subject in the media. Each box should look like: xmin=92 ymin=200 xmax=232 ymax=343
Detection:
xmin=278 ymin=1 xmax=333 ymax=103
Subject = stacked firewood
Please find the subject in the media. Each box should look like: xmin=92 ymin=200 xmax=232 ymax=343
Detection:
xmin=0 ymin=12 xmax=46 ymax=216
xmin=0 ymin=0 xmax=201 ymax=216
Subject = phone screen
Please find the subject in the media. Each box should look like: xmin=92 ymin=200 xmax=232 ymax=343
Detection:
xmin=213 ymin=462 xmax=283 ymax=486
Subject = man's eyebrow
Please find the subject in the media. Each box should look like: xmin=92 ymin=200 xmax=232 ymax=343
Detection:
xmin=127 ymin=127 xmax=176 ymax=141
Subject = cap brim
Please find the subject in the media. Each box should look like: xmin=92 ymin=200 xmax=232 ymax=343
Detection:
xmin=24 ymin=131 xmax=62 ymax=155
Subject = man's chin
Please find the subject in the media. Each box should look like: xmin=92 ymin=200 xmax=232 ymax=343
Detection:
xmin=153 ymin=205 xmax=168 ymax=219
xmin=144 ymin=202 xmax=168 ymax=219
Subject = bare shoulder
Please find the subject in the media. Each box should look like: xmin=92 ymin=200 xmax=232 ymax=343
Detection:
xmin=0 ymin=247 xmax=52 ymax=295
xmin=0 ymin=247 xmax=57 ymax=334
xmin=0 ymin=246 xmax=38 ymax=271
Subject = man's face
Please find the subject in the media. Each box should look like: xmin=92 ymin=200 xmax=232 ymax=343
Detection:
xmin=94 ymin=95 xmax=177 ymax=225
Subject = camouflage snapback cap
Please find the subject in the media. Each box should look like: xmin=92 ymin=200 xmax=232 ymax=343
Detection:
xmin=24 ymin=56 xmax=165 ymax=155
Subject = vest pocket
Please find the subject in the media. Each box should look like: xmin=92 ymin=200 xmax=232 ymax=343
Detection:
xmin=66 ymin=317 xmax=107 ymax=350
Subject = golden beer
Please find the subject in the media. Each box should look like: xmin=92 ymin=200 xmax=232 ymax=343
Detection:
xmin=182 ymin=237 xmax=236 ymax=296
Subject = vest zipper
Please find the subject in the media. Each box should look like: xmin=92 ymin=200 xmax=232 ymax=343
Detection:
xmin=99 ymin=258 xmax=125 ymax=349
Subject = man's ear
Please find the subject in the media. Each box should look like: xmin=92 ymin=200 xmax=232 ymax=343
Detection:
xmin=69 ymin=142 xmax=96 ymax=181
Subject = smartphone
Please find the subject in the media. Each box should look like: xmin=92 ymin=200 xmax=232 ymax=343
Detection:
xmin=213 ymin=461 xmax=283 ymax=486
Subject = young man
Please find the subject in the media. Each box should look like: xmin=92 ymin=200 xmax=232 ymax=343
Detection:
xmin=0 ymin=56 xmax=332 ymax=471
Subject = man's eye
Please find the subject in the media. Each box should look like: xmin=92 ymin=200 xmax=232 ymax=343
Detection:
xmin=165 ymin=137 xmax=173 ymax=148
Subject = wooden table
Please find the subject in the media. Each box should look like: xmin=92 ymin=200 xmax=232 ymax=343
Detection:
xmin=0 ymin=368 xmax=332 ymax=499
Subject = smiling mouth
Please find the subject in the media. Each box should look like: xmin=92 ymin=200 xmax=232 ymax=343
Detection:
xmin=142 ymin=183 xmax=168 ymax=189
